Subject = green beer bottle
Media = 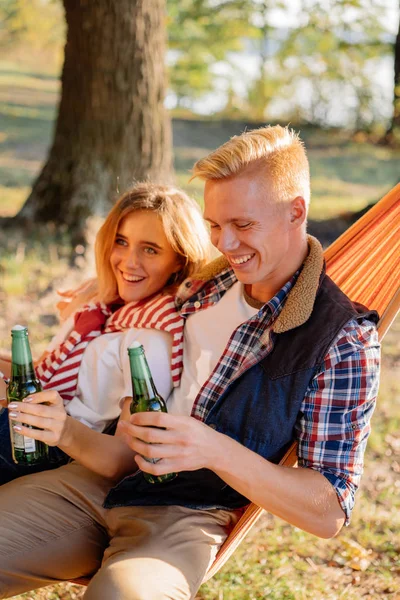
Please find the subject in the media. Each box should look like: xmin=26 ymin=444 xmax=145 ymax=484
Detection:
xmin=128 ymin=342 xmax=176 ymax=484
xmin=6 ymin=325 xmax=49 ymax=466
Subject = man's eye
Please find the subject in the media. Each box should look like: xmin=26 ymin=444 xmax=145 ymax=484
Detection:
xmin=209 ymin=224 xmax=220 ymax=230
xmin=236 ymin=222 xmax=251 ymax=229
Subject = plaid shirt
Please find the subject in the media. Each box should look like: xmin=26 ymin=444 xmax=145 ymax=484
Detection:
xmin=176 ymin=268 xmax=380 ymax=525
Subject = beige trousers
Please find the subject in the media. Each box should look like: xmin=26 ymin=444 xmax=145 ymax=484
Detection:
xmin=0 ymin=462 xmax=240 ymax=600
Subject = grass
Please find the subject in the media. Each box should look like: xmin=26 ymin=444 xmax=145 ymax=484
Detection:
xmin=0 ymin=59 xmax=399 ymax=599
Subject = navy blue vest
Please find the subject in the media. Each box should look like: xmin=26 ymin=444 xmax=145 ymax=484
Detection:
xmin=104 ymin=272 xmax=378 ymax=511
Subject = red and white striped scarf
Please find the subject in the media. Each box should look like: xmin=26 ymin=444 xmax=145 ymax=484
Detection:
xmin=36 ymin=293 xmax=184 ymax=402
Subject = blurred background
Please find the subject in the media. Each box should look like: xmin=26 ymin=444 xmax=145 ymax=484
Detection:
xmin=0 ymin=1 xmax=399 ymax=599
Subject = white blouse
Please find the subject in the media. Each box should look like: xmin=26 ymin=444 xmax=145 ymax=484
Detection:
xmin=47 ymin=318 xmax=173 ymax=432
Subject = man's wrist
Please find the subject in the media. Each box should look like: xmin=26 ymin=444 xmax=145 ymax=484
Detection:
xmin=207 ymin=429 xmax=241 ymax=475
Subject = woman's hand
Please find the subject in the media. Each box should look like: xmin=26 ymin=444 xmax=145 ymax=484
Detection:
xmin=8 ymin=390 xmax=69 ymax=447
xmin=0 ymin=356 xmax=11 ymax=401
xmin=117 ymin=411 xmax=224 ymax=476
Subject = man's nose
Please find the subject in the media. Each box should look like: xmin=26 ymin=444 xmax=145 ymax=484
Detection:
xmin=215 ymin=227 xmax=239 ymax=253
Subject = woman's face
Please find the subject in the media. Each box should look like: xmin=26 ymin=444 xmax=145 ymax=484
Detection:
xmin=110 ymin=210 xmax=182 ymax=304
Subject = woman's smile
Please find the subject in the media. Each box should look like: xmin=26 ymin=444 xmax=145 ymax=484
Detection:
xmin=120 ymin=272 xmax=145 ymax=283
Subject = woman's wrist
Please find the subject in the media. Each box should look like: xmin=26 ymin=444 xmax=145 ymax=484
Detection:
xmin=58 ymin=415 xmax=79 ymax=453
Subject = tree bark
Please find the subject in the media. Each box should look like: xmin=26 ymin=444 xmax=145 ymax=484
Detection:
xmin=11 ymin=0 xmax=173 ymax=244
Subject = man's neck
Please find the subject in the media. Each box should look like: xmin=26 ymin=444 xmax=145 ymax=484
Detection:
xmin=242 ymin=286 xmax=265 ymax=309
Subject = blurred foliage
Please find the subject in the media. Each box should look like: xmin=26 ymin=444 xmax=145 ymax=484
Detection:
xmin=0 ymin=0 xmax=398 ymax=131
xmin=244 ymin=0 xmax=287 ymax=121
xmin=0 ymin=0 xmax=64 ymax=68
xmin=167 ymin=0 xmax=254 ymax=105
xmin=166 ymin=0 xmax=398 ymax=132
xmin=275 ymin=0 xmax=392 ymax=129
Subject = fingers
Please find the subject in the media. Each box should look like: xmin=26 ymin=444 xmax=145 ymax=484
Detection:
xmin=8 ymin=390 xmax=67 ymax=447
xmin=128 ymin=437 xmax=178 ymax=461
xmin=8 ymin=400 xmax=64 ymax=421
xmin=7 ymin=390 xmax=64 ymax=419
xmin=117 ymin=422 xmax=177 ymax=456
xmin=9 ymin=410 xmax=55 ymax=431
xmin=118 ymin=414 xmax=221 ymax=475
xmin=117 ymin=415 xmax=215 ymax=474
xmin=117 ymin=420 xmax=186 ymax=467
xmin=129 ymin=411 xmax=178 ymax=429
xmin=134 ymin=454 xmax=179 ymax=476
xmin=11 ymin=423 xmax=60 ymax=446
xmin=20 ymin=389 xmax=63 ymax=406
xmin=119 ymin=421 xmax=176 ymax=445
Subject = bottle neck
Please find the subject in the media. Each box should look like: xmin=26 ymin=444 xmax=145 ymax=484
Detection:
xmin=11 ymin=336 xmax=36 ymax=380
xmin=129 ymin=352 xmax=158 ymax=400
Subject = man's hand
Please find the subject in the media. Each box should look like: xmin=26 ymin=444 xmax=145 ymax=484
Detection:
xmin=117 ymin=412 xmax=222 ymax=476
xmin=8 ymin=390 xmax=70 ymax=447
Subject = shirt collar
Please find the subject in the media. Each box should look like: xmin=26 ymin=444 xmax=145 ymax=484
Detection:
xmin=176 ymin=236 xmax=325 ymax=334
xmin=177 ymin=266 xmax=300 ymax=322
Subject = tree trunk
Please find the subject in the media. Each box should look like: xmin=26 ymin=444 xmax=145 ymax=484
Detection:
xmin=384 ymin=6 xmax=400 ymax=142
xmin=11 ymin=0 xmax=173 ymax=244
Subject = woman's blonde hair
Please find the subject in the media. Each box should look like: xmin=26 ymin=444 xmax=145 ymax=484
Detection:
xmin=192 ymin=124 xmax=311 ymax=208
xmin=94 ymin=182 xmax=211 ymax=303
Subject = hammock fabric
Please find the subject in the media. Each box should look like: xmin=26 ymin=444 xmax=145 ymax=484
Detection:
xmin=71 ymin=182 xmax=400 ymax=588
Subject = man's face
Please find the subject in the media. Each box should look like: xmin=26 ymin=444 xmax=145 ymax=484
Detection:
xmin=203 ymin=173 xmax=301 ymax=302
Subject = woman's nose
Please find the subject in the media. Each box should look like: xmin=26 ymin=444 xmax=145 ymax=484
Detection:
xmin=124 ymin=250 xmax=141 ymax=269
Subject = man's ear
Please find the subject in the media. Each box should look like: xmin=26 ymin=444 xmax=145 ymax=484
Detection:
xmin=289 ymin=196 xmax=307 ymax=228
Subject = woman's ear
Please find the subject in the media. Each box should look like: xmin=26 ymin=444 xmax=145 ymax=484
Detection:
xmin=174 ymin=254 xmax=186 ymax=274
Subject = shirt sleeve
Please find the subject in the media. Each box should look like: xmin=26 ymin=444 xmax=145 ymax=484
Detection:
xmin=295 ymin=318 xmax=381 ymax=525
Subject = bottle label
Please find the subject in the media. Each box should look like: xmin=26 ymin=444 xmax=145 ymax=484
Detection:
xmin=12 ymin=430 xmax=36 ymax=453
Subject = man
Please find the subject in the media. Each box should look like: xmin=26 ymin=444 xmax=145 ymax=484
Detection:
xmin=0 ymin=125 xmax=380 ymax=599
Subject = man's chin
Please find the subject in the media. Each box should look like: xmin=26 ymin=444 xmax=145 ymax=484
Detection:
xmin=232 ymin=270 xmax=258 ymax=285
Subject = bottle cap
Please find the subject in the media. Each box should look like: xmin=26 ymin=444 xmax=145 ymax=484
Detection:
xmin=11 ymin=325 xmax=28 ymax=337
xmin=128 ymin=342 xmax=144 ymax=356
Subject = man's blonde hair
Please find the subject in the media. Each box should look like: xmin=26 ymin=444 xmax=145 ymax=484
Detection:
xmin=192 ymin=124 xmax=310 ymax=207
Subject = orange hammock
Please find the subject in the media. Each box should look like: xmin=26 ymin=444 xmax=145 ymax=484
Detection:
xmin=72 ymin=182 xmax=400 ymax=588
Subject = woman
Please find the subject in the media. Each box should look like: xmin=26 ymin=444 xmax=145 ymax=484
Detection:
xmin=0 ymin=182 xmax=211 ymax=484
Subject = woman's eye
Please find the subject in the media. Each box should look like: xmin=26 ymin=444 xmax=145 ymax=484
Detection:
xmin=115 ymin=237 xmax=127 ymax=246
xmin=144 ymin=247 xmax=157 ymax=255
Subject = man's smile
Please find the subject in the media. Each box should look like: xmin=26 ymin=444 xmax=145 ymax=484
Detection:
xmin=228 ymin=253 xmax=255 ymax=266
